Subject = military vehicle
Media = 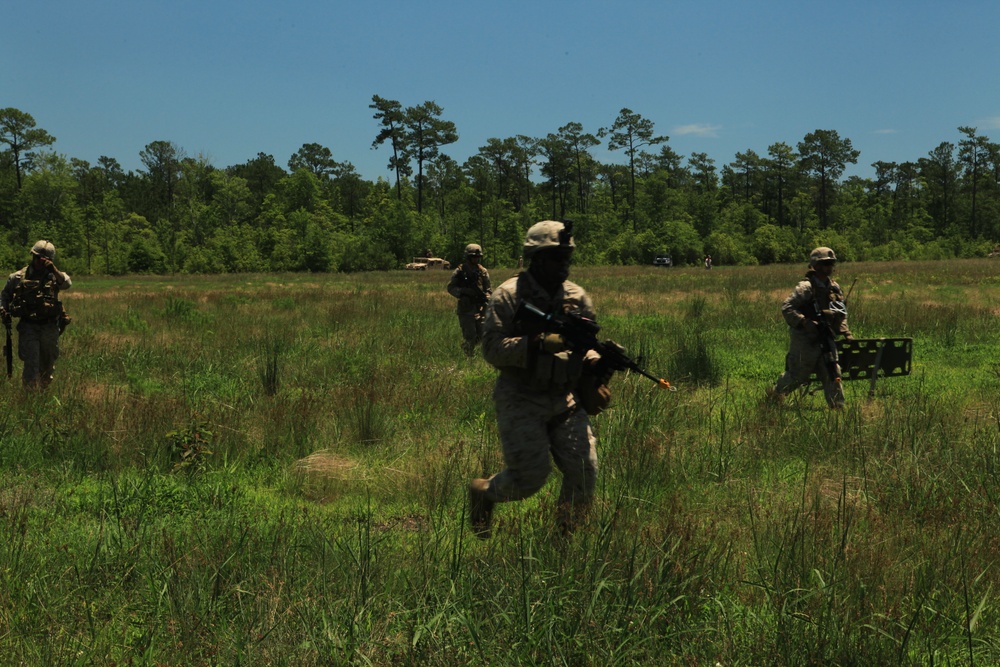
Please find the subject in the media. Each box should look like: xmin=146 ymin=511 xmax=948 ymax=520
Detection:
xmin=405 ymin=257 xmax=451 ymax=270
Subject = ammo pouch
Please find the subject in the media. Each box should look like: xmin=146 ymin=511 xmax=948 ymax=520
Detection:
xmin=9 ymin=276 xmax=61 ymax=322
xmin=530 ymin=350 xmax=585 ymax=393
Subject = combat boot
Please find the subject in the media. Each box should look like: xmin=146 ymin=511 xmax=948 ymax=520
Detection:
xmin=468 ymin=478 xmax=494 ymax=539
xmin=556 ymin=501 xmax=590 ymax=537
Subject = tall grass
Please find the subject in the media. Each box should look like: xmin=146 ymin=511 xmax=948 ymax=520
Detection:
xmin=0 ymin=261 xmax=998 ymax=665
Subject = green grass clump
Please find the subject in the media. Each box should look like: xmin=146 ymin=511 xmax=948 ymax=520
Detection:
xmin=0 ymin=261 xmax=998 ymax=665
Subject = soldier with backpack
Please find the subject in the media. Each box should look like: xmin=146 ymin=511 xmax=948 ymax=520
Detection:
xmin=0 ymin=240 xmax=72 ymax=388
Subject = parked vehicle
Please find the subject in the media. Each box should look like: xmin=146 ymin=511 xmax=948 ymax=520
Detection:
xmin=405 ymin=257 xmax=451 ymax=270
xmin=653 ymin=254 xmax=673 ymax=267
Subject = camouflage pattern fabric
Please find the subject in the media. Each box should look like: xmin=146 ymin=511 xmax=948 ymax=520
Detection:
xmin=478 ymin=271 xmax=600 ymax=517
xmin=775 ymin=332 xmax=845 ymax=407
xmin=774 ymin=270 xmax=850 ymax=408
xmin=482 ymin=272 xmax=596 ymax=392
xmin=487 ymin=379 xmax=597 ymax=506
xmin=447 ymin=263 xmax=491 ymax=315
xmin=1 ymin=264 xmax=72 ymax=388
xmin=447 ymin=263 xmax=491 ymax=354
xmin=457 ymin=314 xmax=482 ymax=356
xmin=16 ymin=320 xmax=61 ymax=387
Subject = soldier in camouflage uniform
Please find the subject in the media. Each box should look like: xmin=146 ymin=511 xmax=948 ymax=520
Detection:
xmin=447 ymin=244 xmax=492 ymax=356
xmin=770 ymin=247 xmax=853 ymax=409
xmin=468 ymin=221 xmax=603 ymax=538
xmin=0 ymin=240 xmax=73 ymax=388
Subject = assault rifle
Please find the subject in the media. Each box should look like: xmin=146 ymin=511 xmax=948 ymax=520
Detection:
xmin=3 ymin=315 xmax=11 ymax=379
xmin=463 ymin=271 xmax=490 ymax=305
xmin=518 ymin=302 xmax=673 ymax=390
xmin=808 ymin=275 xmax=846 ymax=385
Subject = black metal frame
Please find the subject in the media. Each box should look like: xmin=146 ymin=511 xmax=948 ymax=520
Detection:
xmin=810 ymin=337 xmax=913 ymax=396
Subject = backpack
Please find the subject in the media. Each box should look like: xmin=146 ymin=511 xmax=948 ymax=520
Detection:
xmin=9 ymin=270 xmax=62 ymax=321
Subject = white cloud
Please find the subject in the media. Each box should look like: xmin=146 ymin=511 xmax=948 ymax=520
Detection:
xmin=981 ymin=116 xmax=1000 ymax=130
xmin=673 ymin=123 xmax=722 ymax=138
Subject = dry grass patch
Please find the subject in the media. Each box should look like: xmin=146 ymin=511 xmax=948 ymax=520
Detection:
xmin=75 ymin=380 xmax=128 ymax=407
xmin=857 ymin=398 xmax=887 ymax=422
xmin=291 ymin=450 xmax=364 ymax=503
xmin=292 ymin=450 xmax=361 ymax=481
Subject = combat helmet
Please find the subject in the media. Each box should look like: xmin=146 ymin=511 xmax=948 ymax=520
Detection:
xmin=31 ymin=240 xmax=56 ymax=260
xmin=809 ymin=247 xmax=836 ymax=266
xmin=523 ymin=220 xmax=574 ymax=259
xmin=464 ymin=243 xmax=483 ymax=257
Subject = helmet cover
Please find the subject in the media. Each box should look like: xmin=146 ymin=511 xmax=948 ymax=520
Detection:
xmin=523 ymin=220 xmax=574 ymax=258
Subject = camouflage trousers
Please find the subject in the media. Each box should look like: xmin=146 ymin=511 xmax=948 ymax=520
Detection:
xmin=481 ymin=378 xmax=598 ymax=511
xmin=774 ymin=333 xmax=844 ymax=408
xmin=17 ymin=320 xmax=61 ymax=388
xmin=457 ymin=311 xmax=484 ymax=355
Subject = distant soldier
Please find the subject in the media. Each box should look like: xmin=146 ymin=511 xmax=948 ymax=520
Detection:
xmin=469 ymin=221 xmax=608 ymax=538
xmin=704 ymin=255 xmax=713 ymax=270
xmin=447 ymin=244 xmax=492 ymax=356
xmin=769 ymin=247 xmax=853 ymax=409
xmin=0 ymin=240 xmax=72 ymax=388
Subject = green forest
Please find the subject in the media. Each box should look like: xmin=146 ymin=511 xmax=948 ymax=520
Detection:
xmin=2 ymin=100 xmax=999 ymax=275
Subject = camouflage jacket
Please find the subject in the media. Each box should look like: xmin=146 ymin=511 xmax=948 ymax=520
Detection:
xmin=447 ymin=263 xmax=492 ymax=315
xmin=781 ymin=270 xmax=851 ymax=339
xmin=482 ymin=271 xmax=597 ymax=393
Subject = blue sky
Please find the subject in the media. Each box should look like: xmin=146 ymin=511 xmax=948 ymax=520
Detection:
xmin=4 ymin=0 xmax=999 ymax=182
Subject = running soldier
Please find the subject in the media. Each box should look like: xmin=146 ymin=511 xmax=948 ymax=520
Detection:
xmin=0 ymin=240 xmax=73 ymax=388
xmin=769 ymin=247 xmax=853 ymax=409
xmin=447 ymin=244 xmax=492 ymax=356
xmin=468 ymin=220 xmax=607 ymax=538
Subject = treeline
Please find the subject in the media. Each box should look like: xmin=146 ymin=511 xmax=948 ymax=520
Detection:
xmin=1 ymin=102 xmax=998 ymax=275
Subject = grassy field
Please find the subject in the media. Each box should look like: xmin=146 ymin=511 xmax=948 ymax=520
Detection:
xmin=0 ymin=259 xmax=998 ymax=666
